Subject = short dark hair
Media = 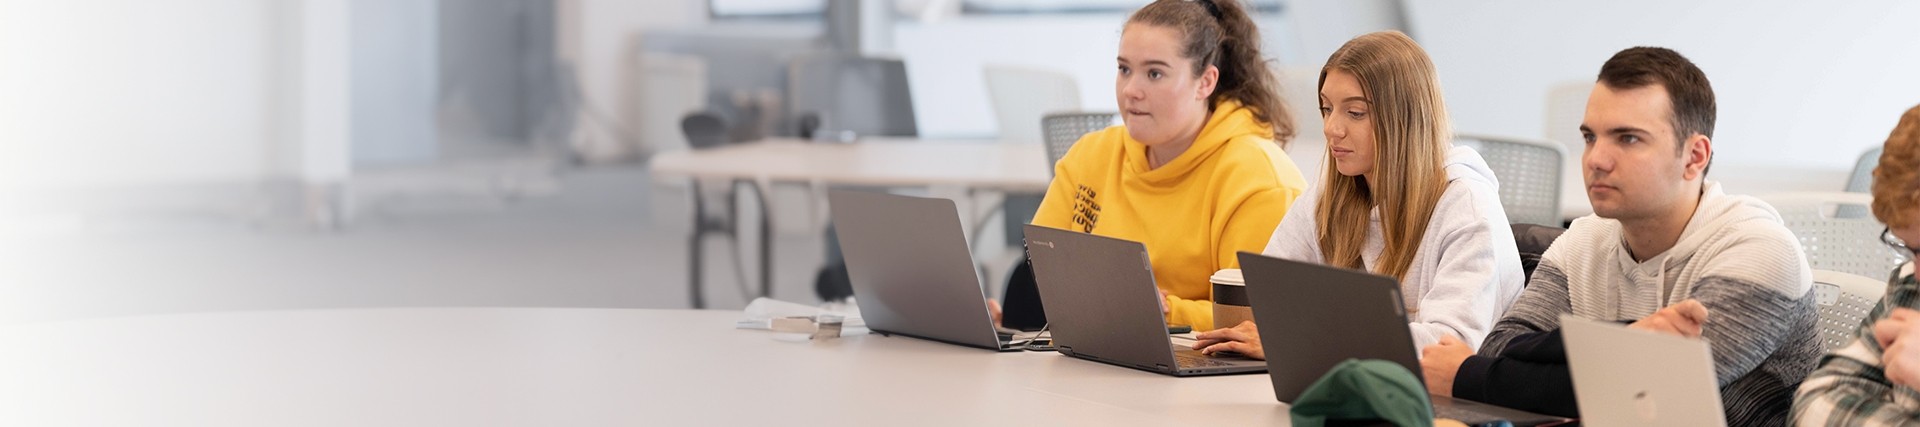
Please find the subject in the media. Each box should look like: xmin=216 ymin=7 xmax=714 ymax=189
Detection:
xmin=1597 ymin=47 xmax=1716 ymax=173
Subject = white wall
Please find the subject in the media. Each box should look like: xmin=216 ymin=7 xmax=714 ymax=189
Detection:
xmin=0 ymin=0 xmax=285 ymax=191
xmin=893 ymin=14 xmax=1125 ymax=139
xmin=1281 ymin=0 xmax=1404 ymax=67
xmin=586 ymin=1 xmax=1357 ymax=143
xmin=1407 ymin=0 xmax=1920 ymax=174
xmin=0 ymin=0 xmax=443 ymax=193
xmin=894 ymin=11 xmax=1302 ymax=139
xmin=295 ymin=0 xmax=352 ymax=188
xmin=350 ymin=0 xmax=439 ymax=167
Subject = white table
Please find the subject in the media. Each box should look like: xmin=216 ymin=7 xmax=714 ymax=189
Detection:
xmin=0 ymin=308 xmax=1291 ymax=426
xmin=650 ymin=138 xmax=1052 ymax=191
xmin=648 ymin=138 xmax=1054 ymax=308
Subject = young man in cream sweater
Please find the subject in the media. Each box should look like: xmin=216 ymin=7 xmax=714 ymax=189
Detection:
xmin=1418 ymin=47 xmax=1820 ymax=426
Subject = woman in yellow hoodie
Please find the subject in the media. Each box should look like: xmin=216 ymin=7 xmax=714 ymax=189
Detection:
xmin=1023 ymin=0 xmax=1309 ymax=331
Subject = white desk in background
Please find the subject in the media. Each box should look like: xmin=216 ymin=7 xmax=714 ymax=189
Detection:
xmin=648 ymin=138 xmax=1052 ymax=308
xmin=0 ymin=308 xmax=1289 ymax=426
xmin=650 ymin=138 xmax=1051 ymax=189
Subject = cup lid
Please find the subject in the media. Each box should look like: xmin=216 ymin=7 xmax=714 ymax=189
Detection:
xmin=1209 ymin=269 xmax=1244 ymax=286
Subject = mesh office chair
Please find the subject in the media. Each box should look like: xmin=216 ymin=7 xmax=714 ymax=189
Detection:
xmin=1544 ymin=81 xmax=1595 ymax=218
xmin=997 ymin=112 xmax=1117 ymax=331
xmin=984 ymin=65 xmax=1081 ymax=145
xmin=985 ymin=66 xmax=1082 ymax=254
xmin=1837 ymin=148 xmax=1882 ymax=218
xmin=1847 ymin=147 xmax=1883 ymax=193
xmin=1813 ymin=269 xmax=1889 ymax=352
xmin=1016 ymin=112 xmax=1116 ymax=236
xmin=680 ymin=113 xmax=728 ymax=149
xmin=1454 ymin=134 xmax=1568 ymax=226
xmin=1762 ymin=192 xmax=1910 ymax=280
xmin=1041 ymin=112 xmax=1119 ymax=172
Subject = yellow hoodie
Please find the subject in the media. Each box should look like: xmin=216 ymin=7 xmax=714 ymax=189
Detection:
xmin=1032 ymin=100 xmax=1308 ymax=330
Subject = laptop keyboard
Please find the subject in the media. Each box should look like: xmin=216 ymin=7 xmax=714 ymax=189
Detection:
xmin=1174 ymin=353 xmax=1240 ymax=368
xmin=1431 ymin=403 xmax=1508 ymax=424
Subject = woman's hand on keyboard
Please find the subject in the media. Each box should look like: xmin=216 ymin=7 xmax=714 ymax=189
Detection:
xmin=1193 ymin=321 xmax=1264 ymax=360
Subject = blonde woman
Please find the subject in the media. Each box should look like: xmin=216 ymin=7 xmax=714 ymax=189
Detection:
xmin=1016 ymin=0 xmax=1309 ymax=331
xmin=1194 ymin=31 xmax=1524 ymax=358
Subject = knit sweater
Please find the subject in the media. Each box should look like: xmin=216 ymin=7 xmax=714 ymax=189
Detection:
xmin=1454 ymin=181 xmax=1821 ymax=425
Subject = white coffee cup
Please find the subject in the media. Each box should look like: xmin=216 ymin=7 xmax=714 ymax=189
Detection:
xmin=1211 ymin=269 xmax=1252 ymax=329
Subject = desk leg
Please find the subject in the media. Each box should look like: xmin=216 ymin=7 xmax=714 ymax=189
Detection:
xmin=746 ymin=180 xmax=773 ymax=300
xmin=688 ymin=185 xmax=706 ymax=309
xmin=688 ymin=179 xmax=771 ymax=308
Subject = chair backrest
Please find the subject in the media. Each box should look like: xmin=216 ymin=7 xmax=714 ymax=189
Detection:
xmin=1848 ymin=147 xmax=1883 ymax=193
xmin=1813 ymin=269 xmax=1889 ymax=352
xmin=1453 ymin=134 xmax=1567 ymax=226
xmin=1505 ymin=223 xmax=1566 ymax=282
xmin=1543 ymin=81 xmax=1591 ymax=156
xmin=1040 ymin=112 xmax=1118 ymax=174
xmin=983 ymin=65 xmax=1081 ymax=145
xmin=680 ymin=112 xmax=729 ymax=150
xmin=1761 ymin=192 xmax=1909 ymax=279
xmin=787 ymin=54 xmax=917 ymax=140
xmin=1511 ymin=223 xmax=1567 ymax=284
xmin=1544 ymin=81 xmax=1594 ymax=216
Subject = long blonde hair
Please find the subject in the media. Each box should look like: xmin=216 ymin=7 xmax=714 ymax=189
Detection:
xmin=1314 ymin=31 xmax=1451 ymax=282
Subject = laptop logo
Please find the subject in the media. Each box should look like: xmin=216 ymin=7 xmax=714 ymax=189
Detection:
xmin=1032 ymin=240 xmax=1054 ymax=249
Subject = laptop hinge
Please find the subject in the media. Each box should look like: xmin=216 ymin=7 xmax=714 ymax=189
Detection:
xmin=1057 ymin=346 xmax=1073 ymax=356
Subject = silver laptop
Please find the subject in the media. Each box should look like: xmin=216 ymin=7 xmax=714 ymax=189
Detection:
xmin=1022 ymin=224 xmax=1266 ymax=376
xmin=1238 ymin=252 xmax=1571 ymax=425
xmin=828 ymin=189 xmax=1037 ymax=352
xmin=1563 ymin=315 xmax=1726 ymax=427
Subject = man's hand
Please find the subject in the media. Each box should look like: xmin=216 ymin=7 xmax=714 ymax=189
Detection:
xmin=1419 ymin=335 xmax=1473 ymax=397
xmin=1193 ymin=321 xmax=1264 ymax=360
xmin=1874 ymin=308 xmax=1920 ymax=388
xmin=1630 ymin=299 xmax=1710 ymax=338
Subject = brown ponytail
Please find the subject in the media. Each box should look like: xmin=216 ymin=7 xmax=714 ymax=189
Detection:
xmin=1128 ymin=0 xmax=1295 ymax=146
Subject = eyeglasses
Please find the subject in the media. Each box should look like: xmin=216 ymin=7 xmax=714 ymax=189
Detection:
xmin=1886 ymin=227 xmax=1916 ymax=259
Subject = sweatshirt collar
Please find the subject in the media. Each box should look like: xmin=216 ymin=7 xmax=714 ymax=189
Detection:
xmin=1121 ymin=100 xmax=1271 ymax=183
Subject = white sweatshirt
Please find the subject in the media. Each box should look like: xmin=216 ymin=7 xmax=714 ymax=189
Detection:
xmin=1262 ymin=145 xmax=1526 ymax=351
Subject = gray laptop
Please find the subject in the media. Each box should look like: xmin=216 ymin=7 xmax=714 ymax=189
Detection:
xmin=1022 ymin=224 xmax=1266 ymax=376
xmin=1238 ymin=252 xmax=1572 ymax=425
xmin=828 ymin=189 xmax=1035 ymax=352
xmin=1563 ymin=315 xmax=1726 ymax=427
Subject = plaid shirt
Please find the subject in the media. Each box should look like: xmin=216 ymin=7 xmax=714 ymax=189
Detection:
xmin=1794 ymin=265 xmax=1920 ymax=426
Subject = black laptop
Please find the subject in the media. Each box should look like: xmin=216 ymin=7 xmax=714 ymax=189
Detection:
xmin=829 ymin=189 xmax=1042 ymax=351
xmin=1238 ymin=252 xmax=1572 ymax=425
xmin=1023 ymin=224 xmax=1266 ymax=376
